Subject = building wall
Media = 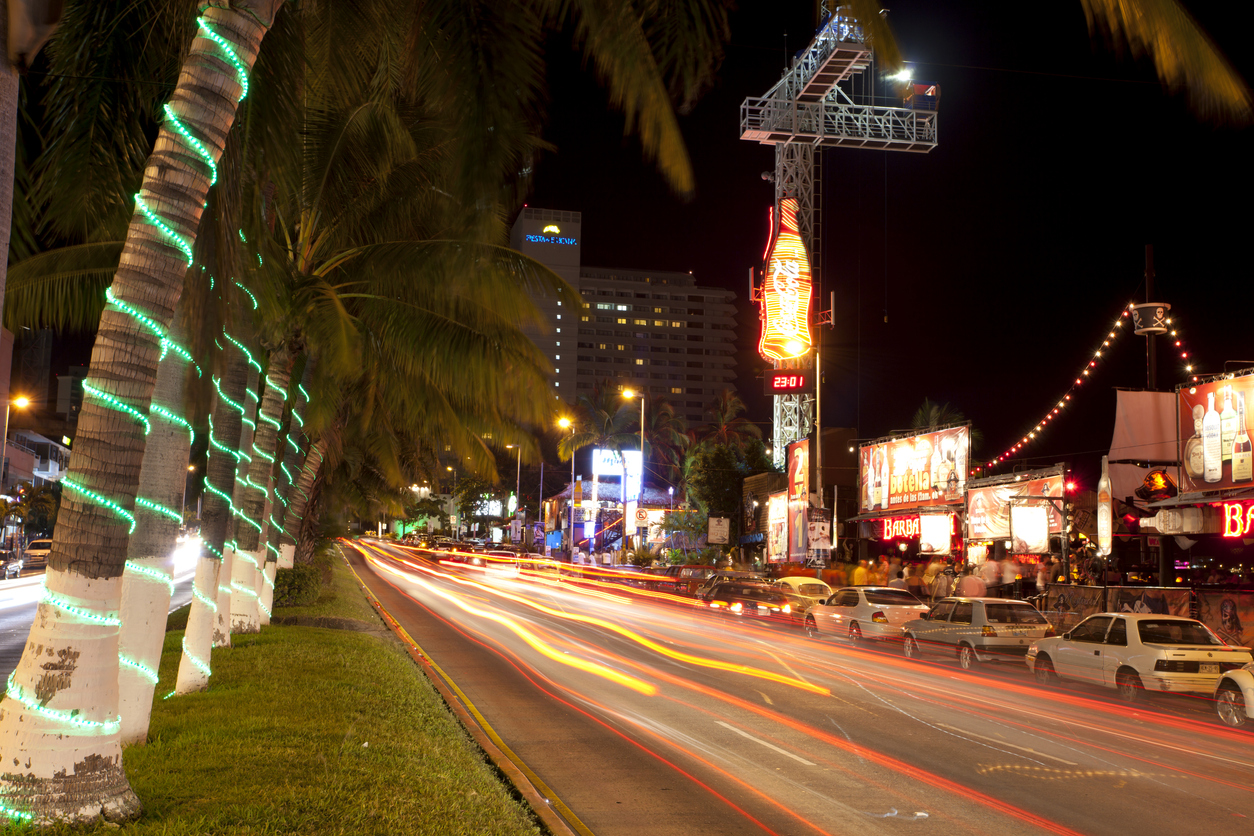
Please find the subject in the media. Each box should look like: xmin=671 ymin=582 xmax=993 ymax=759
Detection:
xmin=509 ymin=209 xmax=738 ymax=428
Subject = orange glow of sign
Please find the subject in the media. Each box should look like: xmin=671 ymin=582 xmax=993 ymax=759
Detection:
xmin=758 ymin=198 xmax=813 ymax=362
xmin=1221 ymin=501 xmax=1254 ymax=538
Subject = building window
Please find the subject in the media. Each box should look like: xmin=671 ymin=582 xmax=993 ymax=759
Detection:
xmin=653 ymin=320 xmax=666 ymax=327
xmin=596 ymin=303 xmax=612 ymax=310
xmin=555 ymin=354 xmax=561 ymax=360
xmin=633 ymin=319 xmax=646 ymax=326
xmin=577 ymin=355 xmax=592 ymax=362
xmin=670 ymin=321 xmax=682 ymax=328
xmin=581 ymin=316 xmax=591 ymax=322
xmin=653 ymin=307 xmax=664 ymax=314
xmin=670 ymin=387 xmax=682 ymax=394
xmin=597 ymin=343 xmax=608 ymax=350
xmin=687 ymin=374 xmax=702 ymax=380
xmin=616 ymin=318 xmax=627 ymax=324
xmin=616 ymin=304 xmax=629 ymax=311
xmin=635 ymin=359 xmax=646 ymax=365
xmin=616 ymin=344 xmax=626 ymax=351
xmin=556 ymin=314 xmax=561 ymax=319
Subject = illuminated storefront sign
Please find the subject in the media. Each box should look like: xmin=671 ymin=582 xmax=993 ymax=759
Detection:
xmin=524 ymin=233 xmax=578 ymax=245
xmin=919 ymin=513 xmax=953 ymax=556
xmin=882 ymin=514 xmax=957 ymax=541
xmin=764 ymin=371 xmax=811 ymax=395
xmin=787 ymin=439 xmax=809 ymax=560
xmin=591 ymin=448 xmax=642 ymax=502
xmin=757 ymin=198 xmax=813 ymax=362
xmin=859 ymin=426 xmax=970 ymax=514
xmin=1221 ymin=501 xmax=1254 ymax=538
xmin=1010 ymin=504 xmax=1050 ymax=554
xmin=767 ymin=492 xmax=788 ymax=562
xmin=966 ymin=470 xmax=1066 ymax=541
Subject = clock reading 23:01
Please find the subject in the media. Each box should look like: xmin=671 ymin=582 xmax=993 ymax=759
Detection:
xmin=764 ymin=373 xmax=811 ymax=395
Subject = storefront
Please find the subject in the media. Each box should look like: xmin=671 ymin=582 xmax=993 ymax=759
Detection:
xmin=964 ymin=464 xmax=1069 ymax=573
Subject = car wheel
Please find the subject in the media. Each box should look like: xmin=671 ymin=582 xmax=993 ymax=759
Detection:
xmin=958 ymin=644 xmax=977 ymax=671
xmin=903 ymin=634 xmax=920 ymax=660
xmin=848 ymin=622 xmax=862 ymax=642
xmin=805 ymin=617 xmax=820 ymax=639
xmin=1216 ymin=685 xmax=1248 ymax=729
xmin=1116 ymin=669 xmax=1144 ymax=702
xmin=1033 ymin=655 xmax=1058 ymax=686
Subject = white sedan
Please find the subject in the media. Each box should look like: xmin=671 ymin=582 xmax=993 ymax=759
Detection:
xmin=1215 ymin=662 xmax=1254 ymax=729
xmin=1026 ymin=613 xmax=1252 ymax=702
xmin=804 ymin=586 xmax=930 ymax=642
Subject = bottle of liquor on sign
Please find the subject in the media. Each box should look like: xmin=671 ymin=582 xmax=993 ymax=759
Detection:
xmin=1221 ymin=386 xmax=1237 ymax=464
xmin=1183 ymin=404 xmax=1205 ymax=480
xmin=1233 ymin=392 xmax=1252 ymax=483
xmin=1096 ymin=455 xmax=1112 ymax=557
xmin=1203 ymin=391 xmax=1223 ymax=483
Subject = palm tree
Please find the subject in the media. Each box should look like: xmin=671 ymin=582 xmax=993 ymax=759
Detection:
xmin=694 ymin=388 xmax=762 ymax=451
xmin=642 ymin=396 xmax=689 ymax=489
xmin=910 ymin=397 xmax=983 ymax=454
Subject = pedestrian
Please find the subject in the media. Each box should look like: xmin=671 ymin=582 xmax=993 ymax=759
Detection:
xmin=1036 ymin=561 xmax=1049 ymax=595
xmin=888 ymin=571 xmax=908 ymax=590
xmin=956 ymin=565 xmax=986 ymax=597
xmin=905 ymin=566 xmax=926 ymax=600
xmin=853 ymin=559 xmax=869 ymax=586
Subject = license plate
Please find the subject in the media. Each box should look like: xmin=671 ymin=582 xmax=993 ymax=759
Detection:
xmin=1200 ymin=663 xmax=1219 ymax=674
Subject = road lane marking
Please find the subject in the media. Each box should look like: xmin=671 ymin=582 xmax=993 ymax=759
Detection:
xmin=936 ymin=723 xmax=1077 ymax=765
xmin=715 ymin=721 xmax=816 ymax=766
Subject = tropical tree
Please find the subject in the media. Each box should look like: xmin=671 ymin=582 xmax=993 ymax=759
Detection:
xmin=641 ymin=396 xmax=689 ymax=488
xmin=558 ymin=379 xmax=638 ymax=503
xmin=910 ymin=397 xmax=983 ymax=455
xmin=693 ymin=388 xmax=762 ymax=451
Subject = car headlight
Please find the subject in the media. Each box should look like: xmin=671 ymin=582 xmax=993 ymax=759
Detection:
xmin=730 ymin=602 xmax=743 ymax=613
xmin=782 ymin=604 xmax=791 ymax=614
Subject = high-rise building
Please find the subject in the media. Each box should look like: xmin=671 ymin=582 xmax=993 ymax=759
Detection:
xmin=510 ymin=208 xmax=737 ymax=426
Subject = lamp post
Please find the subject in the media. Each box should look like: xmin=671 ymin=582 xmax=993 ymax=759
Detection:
xmin=505 ymin=444 xmax=522 ymax=512
xmin=558 ymin=417 xmax=575 ymax=558
xmin=182 ymin=464 xmax=196 ymax=526
xmin=622 ymin=389 xmax=646 ymax=549
xmin=1 ymin=396 xmax=30 ymax=491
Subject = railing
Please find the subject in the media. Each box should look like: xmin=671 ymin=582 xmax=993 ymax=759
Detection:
xmin=742 ymin=97 xmax=938 ymax=150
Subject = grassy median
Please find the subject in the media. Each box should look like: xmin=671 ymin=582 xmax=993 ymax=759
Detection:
xmin=91 ymin=552 xmax=543 ymax=835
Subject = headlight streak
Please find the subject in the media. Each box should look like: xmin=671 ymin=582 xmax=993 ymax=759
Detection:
xmin=371 ymin=543 xmax=829 ymax=697
xmin=368 ymin=556 xmax=657 ymax=696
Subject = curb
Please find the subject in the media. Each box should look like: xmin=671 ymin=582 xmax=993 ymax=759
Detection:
xmin=342 ymin=549 xmax=588 ymax=836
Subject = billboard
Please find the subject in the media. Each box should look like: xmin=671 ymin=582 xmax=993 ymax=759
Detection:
xmin=757 ymin=197 xmax=813 ymax=362
xmin=591 ymin=448 xmax=643 ymax=502
xmin=787 ymin=439 xmax=809 ymax=560
xmin=1177 ymin=372 xmax=1254 ymax=492
xmin=965 ymin=470 xmax=1065 ymax=541
xmin=859 ymin=426 xmax=970 ymax=514
xmin=767 ymin=492 xmax=788 ymax=562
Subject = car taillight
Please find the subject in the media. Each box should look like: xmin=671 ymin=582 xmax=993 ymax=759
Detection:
xmin=1154 ymin=660 xmax=1171 ymax=672
xmin=731 ymin=602 xmax=743 ymax=613
xmin=1220 ymin=662 xmax=1246 ymax=672
xmin=782 ymin=604 xmax=791 ymax=614
xmin=709 ymin=602 xmax=720 ymax=608
xmin=981 ymin=625 xmax=998 ymax=637
xmin=871 ymin=611 xmax=888 ymax=624
xmin=1043 ymin=626 xmax=1056 ymax=638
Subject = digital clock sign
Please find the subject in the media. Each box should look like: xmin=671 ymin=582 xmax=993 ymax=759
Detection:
xmin=764 ymin=372 xmax=811 ymax=395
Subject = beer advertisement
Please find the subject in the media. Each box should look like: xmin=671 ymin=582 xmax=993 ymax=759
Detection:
xmin=858 ymin=426 xmax=970 ymax=514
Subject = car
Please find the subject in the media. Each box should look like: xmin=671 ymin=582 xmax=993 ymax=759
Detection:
xmin=23 ymin=539 xmax=51 ymax=569
xmin=0 ymin=551 xmax=21 ymax=580
xmin=694 ymin=570 xmax=767 ymax=600
xmin=439 ymin=548 xmax=520 ymax=579
xmin=646 ymin=564 xmax=718 ymax=596
xmin=773 ymin=575 xmax=833 ymax=607
xmin=806 ymin=586 xmax=931 ymax=642
xmin=1025 ymin=613 xmax=1253 ymax=702
xmin=902 ymin=597 xmax=1055 ymax=670
xmin=1215 ymin=662 xmax=1254 ymax=729
xmin=700 ymin=582 xmax=794 ymax=624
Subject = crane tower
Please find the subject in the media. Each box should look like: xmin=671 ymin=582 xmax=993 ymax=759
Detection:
xmin=743 ymin=8 xmax=938 ymax=467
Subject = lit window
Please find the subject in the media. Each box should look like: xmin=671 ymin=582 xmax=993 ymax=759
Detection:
xmin=597 ymin=303 xmax=612 ymax=310
xmin=555 ymin=341 xmax=560 ymax=346
xmin=556 ymin=315 xmax=561 ymax=319
xmin=555 ymin=382 xmax=560 ymax=387
xmin=616 ymin=344 xmax=626 ymax=351
xmin=670 ymin=387 xmax=682 ymax=394
xmin=557 ymin=301 xmax=562 ymax=306
xmin=635 ymin=359 xmax=645 ymax=365
xmin=581 ymin=316 xmax=590 ymax=322
xmin=617 ymin=318 xmax=627 ymax=324
xmin=598 ymin=343 xmax=608 ymax=350
xmin=616 ymin=304 xmax=629 ymax=311
xmin=555 ymin=355 xmax=560 ymax=360
xmin=555 ymin=368 xmax=560 ymax=373
xmin=556 ymin=328 xmax=561 ymax=333
xmin=671 ymin=321 xmax=682 ymax=328
xmin=653 ymin=320 xmax=665 ymax=327
xmin=653 ymin=307 xmax=664 ymax=314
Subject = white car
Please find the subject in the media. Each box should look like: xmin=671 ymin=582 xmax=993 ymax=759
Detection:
xmin=902 ymin=597 xmax=1055 ymax=669
xmin=805 ymin=586 xmax=930 ymax=642
xmin=1215 ymin=662 xmax=1254 ymax=729
xmin=773 ymin=576 xmax=833 ymax=607
xmin=1026 ymin=613 xmax=1252 ymax=702
xmin=23 ymin=539 xmax=51 ymax=568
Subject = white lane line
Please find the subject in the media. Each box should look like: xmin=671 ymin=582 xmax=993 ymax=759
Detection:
xmin=935 ymin=723 xmax=1078 ymax=765
xmin=715 ymin=721 xmax=816 ymax=766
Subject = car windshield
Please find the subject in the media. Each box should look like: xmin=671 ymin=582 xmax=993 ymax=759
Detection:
xmin=1137 ymin=619 xmax=1222 ymax=646
xmin=865 ymin=589 xmax=922 ymax=606
xmin=738 ymin=586 xmax=786 ymax=603
xmin=984 ymin=604 xmax=1049 ymax=625
xmin=28 ymin=541 xmax=50 ymax=549
xmin=795 ymin=583 xmax=829 ymax=596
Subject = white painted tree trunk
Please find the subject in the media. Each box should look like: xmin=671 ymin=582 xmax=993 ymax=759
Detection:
xmin=228 ymin=549 xmax=260 ymax=634
xmin=211 ymin=546 xmax=236 ymax=648
xmin=117 ymin=557 xmax=175 ymax=746
xmin=174 ymin=554 xmax=219 ymax=694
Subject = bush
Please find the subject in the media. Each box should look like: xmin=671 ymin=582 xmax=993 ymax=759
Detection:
xmin=274 ymin=564 xmax=322 ymax=607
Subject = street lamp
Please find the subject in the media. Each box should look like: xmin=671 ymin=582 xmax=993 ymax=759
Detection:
xmin=1 ymin=396 xmax=30 ymax=491
xmin=505 ymin=444 xmax=522 ymax=513
xmin=558 ymin=417 xmax=575 ymax=558
xmin=182 ymin=463 xmax=196 ymax=525
xmin=621 ymin=389 xmax=646 ymax=549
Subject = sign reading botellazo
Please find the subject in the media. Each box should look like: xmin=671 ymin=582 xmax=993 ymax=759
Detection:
xmin=859 ymin=426 xmax=970 ymax=514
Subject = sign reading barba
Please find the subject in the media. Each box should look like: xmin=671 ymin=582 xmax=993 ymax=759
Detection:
xmin=758 ymin=197 xmax=813 ymax=362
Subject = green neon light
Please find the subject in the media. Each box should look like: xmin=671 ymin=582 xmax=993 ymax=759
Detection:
xmin=234 ymin=281 xmax=258 ymax=310
xmin=125 ymin=560 xmax=175 ymax=594
xmin=0 ymin=801 xmax=33 ymax=821
xmin=197 ymin=17 xmax=249 ymax=101
xmin=266 ymin=542 xmax=281 ymax=560
xmin=260 ymin=412 xmax=282 ymax=430
xmin=5 ymin=673 xmax=121 ymax=734
xmin=83 ymin=381 xmax=151 ymax=434
xmin=182 ymin=636 xmax=211 ymax=678
xmin=134 ymin=195 xmax=194 ymax=265
xmin=258 ymin=598 xmax=272 ymax=619
xmin=298 ymin=383 xmax=310 ymax=402
xmin=238 ymin=229 xmax=247 ymax=242
xmin=265 ymin=376 xmax=289 ymax=401
xmin=212 ymin=376 xmax=246 ymax=415
xmin=40 ymin=589 xmax=121 ymax=626
xmin=163 ymin=103 xmax=216 ymax=185
xmin=204 ymin=541 xmax=223 ymax=560
xmin=230 ymin=581 xmax=258 ymax=599
xmin=251 ymin=444 xmax=275 ymax=464
xmin=291 ymin=409 xmax=304 ymax=428
xmin=194 ymin=588 xmax=219 ymax=611
xmin=120 ymin=655 xmax=159 ymax=685
xmin=222 ymin=332 xmax=262 ymax=373
xmin=150 ymin=402 xmax=194 ymax=445
xmin=63 ymin=478 xmax=136 ymax=534
xmin=136 ymin=496 xmax=183 ymax=525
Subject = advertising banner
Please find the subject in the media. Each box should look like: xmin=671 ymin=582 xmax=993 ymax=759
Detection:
xmin=1177 ymin=372 xmax=1254 ymax=492
xmin=592 ymin=448 xmax=643 ymax=501
xmin=918 ymin=512 xmax=953 ymax=555
xmin=1009 ymin=504 xmax=1050 ymax=554
xmin=1196 ymin=591 xmax=1254 ymax=649
xmin=767 ymin=492 xmax=788 ymax=563
xmin=965 ymin=471 xmax=1065 ymax=541
xmin=708 ymin=517 xmax=730 ymax=545
xmin=787 ymin=439 xmax=810 ymax=560
xmin=758 ymin=197 xmax=813 ymax=362
xmin=859 ymin=426 xmax=970 ymax=514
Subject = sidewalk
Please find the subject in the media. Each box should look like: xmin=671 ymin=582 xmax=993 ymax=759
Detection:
xmin=115 ymin=549 xmax=548 ymax=835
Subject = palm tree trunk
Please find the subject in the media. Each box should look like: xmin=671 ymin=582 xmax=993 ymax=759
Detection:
xmin=293 ymin=454 xmax=328 ymax=568
xmin=220 ymin=361 xmax=260 ymax=638
xmin=230 ymin=346 xmax=290 ymax=632
xmin=175 ymin=321 xmax=249 ymax=691
xmin=287 ymin=436 xmax=326 ymax=563
xmin=0 ymin=4 xmax=281 ymax=822
xmin=117 ymin=315 xmax=194 ymax=746
xmin=261 ymin=356 xmax=313 ymax=617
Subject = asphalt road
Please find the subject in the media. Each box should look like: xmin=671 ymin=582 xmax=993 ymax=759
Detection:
xmin=349 ymin=541 xmax=1254 ymax=836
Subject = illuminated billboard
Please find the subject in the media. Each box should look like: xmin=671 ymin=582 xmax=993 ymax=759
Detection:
xmin=965 ymin=469 xmax=1065 ymax=541
xmin=767 ymin=492 xmax=788 ymax=562
xmin=1177 ymin=372 xmax=1254 ymax=492
xmin=757 ymin=198 xmax=813 ymax=362
xmin=787 ymin=439 xmax=809 ymax=560
xmin=859 ymin=426 xmax=969 ymax=514
xmin=591 ymin=448 xmax=643 ymax=502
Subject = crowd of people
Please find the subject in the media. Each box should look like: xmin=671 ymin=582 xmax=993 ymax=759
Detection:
xmin=799 ymin=555 xmax=1070 ymax=602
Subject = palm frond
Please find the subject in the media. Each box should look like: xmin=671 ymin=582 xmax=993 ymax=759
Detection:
xmin=3 ymin=242 xmax=123 ymax=332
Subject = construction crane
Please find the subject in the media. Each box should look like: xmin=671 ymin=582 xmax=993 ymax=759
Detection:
xmin=743 ymin=6 xmax=938 ymax=468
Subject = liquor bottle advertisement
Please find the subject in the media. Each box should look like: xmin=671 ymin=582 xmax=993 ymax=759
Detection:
xmin=1177 ymin=372 xmax=1254 ymax=491
xmin=858 ymin=425 xmax=971 ymax=514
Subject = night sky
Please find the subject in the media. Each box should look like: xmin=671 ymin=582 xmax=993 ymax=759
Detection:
xmin=528 ymin=0 xmax=1253 ymax=490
